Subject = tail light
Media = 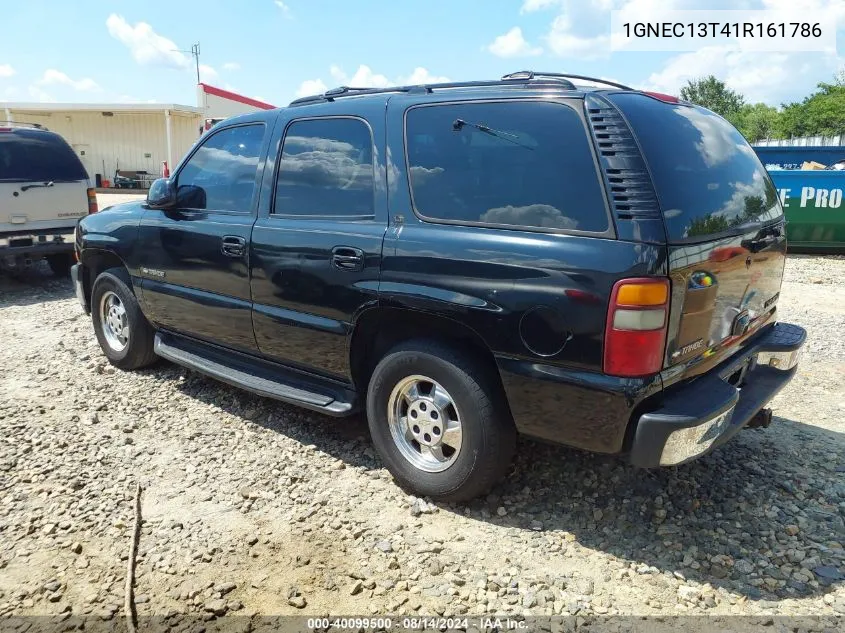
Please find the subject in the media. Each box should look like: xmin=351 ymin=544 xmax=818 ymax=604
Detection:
xmin=87 ymin=188 xmax=98 ymax=214
xmin=603 ymin=277 xmax=670 ymax=377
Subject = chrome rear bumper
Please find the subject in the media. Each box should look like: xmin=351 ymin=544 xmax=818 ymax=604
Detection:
xmin=630 ymin=322 xmax=806 ymax=467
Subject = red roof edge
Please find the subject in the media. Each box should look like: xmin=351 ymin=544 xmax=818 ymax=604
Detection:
xmin=198 ymin=83 xmax=276 ymax=110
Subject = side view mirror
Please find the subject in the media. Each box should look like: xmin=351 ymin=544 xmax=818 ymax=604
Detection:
xmin=146 ymin=178 xmax=176 ymax=209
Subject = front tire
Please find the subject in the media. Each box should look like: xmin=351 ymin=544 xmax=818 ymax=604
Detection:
xmin=91 ymin=268 xmax=157 ymax=370
xmin=366 ymin=340 xmax=516 ymax=502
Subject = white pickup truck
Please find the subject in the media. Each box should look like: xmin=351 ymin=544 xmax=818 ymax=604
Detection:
xmin=0 ymin=122 xmax=97 ymax=275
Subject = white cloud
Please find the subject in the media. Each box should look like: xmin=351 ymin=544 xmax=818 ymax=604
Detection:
xmin=37 ymin=69 xmax=100 ymax=92
xmin=331 ymin=64 xmax=390 ymax=87
xmin=0 ymin=64 xmax=15 ymax=78
xmin=199 ymin=64 xmax=218 ymax=82
xmin=295 ymin=78 xmax=328 ymax=98
xmin=530 ymin=0 xmax=828 ymax=60
xmin=223 ymin=62 xmax=240 ymax=71
xmin=487 ymin=27 xmax=543 ymax=58
xmin=106 ymin=14 xmax=190 ymax=69
xmin=647 ymin=46 xmax=844 ymax=103
xmin=401 ymin=67 xmax=451 ymax=85
xmin=275 ymin=1 xmax=291 ymax=16
xmin=521 ymin=0 xmax=561 ymax=12
xmin=28 ymin=86 xmax=54 ymax=102
xmin=539 ymin=0 xmax=712 ymax=59
xmin=547 ymin=18 xmax=609 ymax=58
xmin=544 ymin=7 xmax=611 ymax=58
xmin=513 ymin=0 xmax=845 ymax=102
xmin=294 ymin=65 xmax=451 ymax=99
xmin=4 ymin=86 xmax=20 ymax=98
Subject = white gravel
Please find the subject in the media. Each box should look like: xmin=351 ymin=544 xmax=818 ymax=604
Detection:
xmin=0 ymin=253 xmax=843 ymax=623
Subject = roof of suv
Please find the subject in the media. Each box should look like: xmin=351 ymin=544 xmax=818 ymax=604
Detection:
xmin=287 ymin=71 xmax=634 ymax=108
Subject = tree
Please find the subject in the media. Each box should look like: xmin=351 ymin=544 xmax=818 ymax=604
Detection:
xmin=730 ymin=103 xmax=780 ymax=142
xmin=776 ymin=82 xmax=845 ymax=138
xmin=680 ymin=76 xmax=745 ymax=119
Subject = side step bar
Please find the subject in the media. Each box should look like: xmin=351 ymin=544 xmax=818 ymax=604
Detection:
xmin=153 ymin=332 xmax=356 ymax=416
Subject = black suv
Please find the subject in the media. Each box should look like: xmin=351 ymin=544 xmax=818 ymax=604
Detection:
xmin=72 ymin=72 xmax=805 ymax=501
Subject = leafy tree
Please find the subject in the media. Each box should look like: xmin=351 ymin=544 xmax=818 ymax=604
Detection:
xmin=729 ymin=103 xmax=780 ymax=142
xmin=680 ymin=75 xmax=745 ymax=119
xmin=776 ymin=82 xmax=845 ymax=138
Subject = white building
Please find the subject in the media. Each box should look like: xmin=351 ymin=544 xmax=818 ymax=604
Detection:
xmin=197 ymin=83 xmax=275 ymax=126
xmin=1 ymin=84 xmax=275 ymax=187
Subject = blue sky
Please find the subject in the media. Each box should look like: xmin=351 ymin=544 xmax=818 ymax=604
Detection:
xmin=0 ymin=0 xmax=843 ymax=108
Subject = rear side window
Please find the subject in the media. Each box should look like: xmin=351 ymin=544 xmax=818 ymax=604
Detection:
xmin=274 ymin=117 xmax=374 ymax=217
xmin=0 ymin=130 xmax=88 ymax=182
xmin=405 ymin=101 xmax=608 ymax=233
xmin=609 ymin=93 xmax=782 ymax=242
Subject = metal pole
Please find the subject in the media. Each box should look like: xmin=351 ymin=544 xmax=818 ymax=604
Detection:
xmin=193 ymin=43 xmax=201 ymax=84
xmin=165 ymin=109 xmax=173 ymax=175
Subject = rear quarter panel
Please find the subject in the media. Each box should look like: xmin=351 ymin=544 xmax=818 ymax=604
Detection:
xmin=383 ymin=94 xmax=668 ymax=452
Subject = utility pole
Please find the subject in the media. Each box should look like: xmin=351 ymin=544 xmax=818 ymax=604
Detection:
xmin=191 ymin=43 xmax=201 ymax=84
xmin=172 ymin=42 xmax=202 ymax=85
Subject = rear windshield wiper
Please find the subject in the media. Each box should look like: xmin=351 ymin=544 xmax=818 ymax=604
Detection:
xmin=20 ymin=181 xmax=54 ymax=192
xmin=452 ymin=119 xmax=534 ymax=150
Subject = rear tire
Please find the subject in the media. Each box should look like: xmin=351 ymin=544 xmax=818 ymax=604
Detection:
xmin=46 ymin=253 xmax=73 ymax=277
xmin=366 ymin=339 xmax=516 ymax=502
xmin=91 ymin=268 xmax=157 ymax=370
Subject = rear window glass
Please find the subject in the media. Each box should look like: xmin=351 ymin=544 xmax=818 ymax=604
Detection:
xmin=609 ymin=93 xmax=782 ymax=242
xmin=0 ymin=130 xmax=88 ymax=182
xmin=405 ymin=101 xmax=608 ymax=233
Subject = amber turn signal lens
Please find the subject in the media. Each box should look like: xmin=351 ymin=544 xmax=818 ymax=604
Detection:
xmin=616 ymin=283 xmax=668 ymax=306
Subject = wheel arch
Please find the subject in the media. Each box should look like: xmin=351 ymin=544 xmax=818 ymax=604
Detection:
xmin=349 ymin=306 xmax=507 ymax=402
xmin=80 ymin=249 xmax=131 ymax=306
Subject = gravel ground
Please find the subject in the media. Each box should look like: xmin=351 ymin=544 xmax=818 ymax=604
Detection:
xmin=0 ymin=243 xmax=843 ymax=623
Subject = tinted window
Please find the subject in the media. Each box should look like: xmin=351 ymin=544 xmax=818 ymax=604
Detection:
xmin=609 ymin=93 xmax=782 ymax=242
xmin=405 ymin=101 xmax=607 ymax=232
xmin=274 ymin=118 xmax=374 ymax=216
xmin=0 ymin=130 xmax=88 ymax=182
xmin=176 ymin=124 xmax=264 ymax=211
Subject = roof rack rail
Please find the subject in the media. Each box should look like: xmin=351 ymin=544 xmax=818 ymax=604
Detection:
xmin=499 ymin=73 xmax=576 ymax=89
xmin=287 ymin=72 xmax=624 ymax=107
xmin=501 ymin=71 xmax=633 ymax=91
xmin=0 ymin=120 xmax=46 ymax=130
xmin=289 ymin=85 xmax=412 ymax=106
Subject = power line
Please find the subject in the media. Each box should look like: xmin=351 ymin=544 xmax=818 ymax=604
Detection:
xmin=172 ymin=42 xmax=202 ymax=85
